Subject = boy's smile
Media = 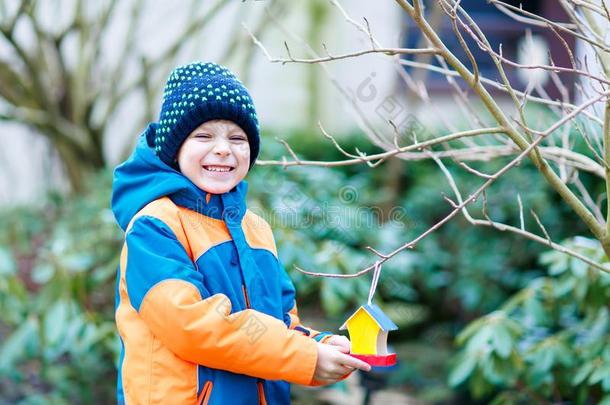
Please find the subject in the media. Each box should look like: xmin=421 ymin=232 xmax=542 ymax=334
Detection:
xmin=203 ymin=165 xmax=233 ymax=172
xmin=176 ymin=119 xmax=250 ymax=194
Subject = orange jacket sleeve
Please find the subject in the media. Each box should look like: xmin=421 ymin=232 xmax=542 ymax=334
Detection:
xmin=126 ymin=214 xmax=319 ymax=385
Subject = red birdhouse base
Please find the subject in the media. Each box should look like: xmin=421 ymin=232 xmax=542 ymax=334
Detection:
xmin=349 ymin=353 xmax=396 ymax=367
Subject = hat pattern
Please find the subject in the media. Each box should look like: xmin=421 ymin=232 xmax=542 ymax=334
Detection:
xmin=150 ymin=61 xmax=260 ymax=168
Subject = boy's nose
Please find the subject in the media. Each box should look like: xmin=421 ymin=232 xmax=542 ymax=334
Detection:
xmin=214 ymin=149 xmax=230 ymax=157
xmin=212 ymin=140 xmax=231 ymax=157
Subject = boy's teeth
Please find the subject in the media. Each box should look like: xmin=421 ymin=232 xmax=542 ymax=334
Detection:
xmin=205 ymin=166 xmax=231 ymax=172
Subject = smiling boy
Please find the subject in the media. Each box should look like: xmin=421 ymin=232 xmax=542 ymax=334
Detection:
xmin=176 ymin=120 xmax=250 ymax=194
xmin=111 ymin=62 xmax=369 ymax=405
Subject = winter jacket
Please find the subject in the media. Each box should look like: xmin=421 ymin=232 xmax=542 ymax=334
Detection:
xmin=111 ymin=124 xmax=331 ymax=404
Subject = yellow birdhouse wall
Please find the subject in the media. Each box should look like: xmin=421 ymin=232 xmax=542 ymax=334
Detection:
xmin=346 ymin=311 xmax=381 ymax=355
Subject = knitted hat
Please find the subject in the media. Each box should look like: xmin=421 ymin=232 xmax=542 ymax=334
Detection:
xmin=148 ymin=61 xmax=260 ymax=168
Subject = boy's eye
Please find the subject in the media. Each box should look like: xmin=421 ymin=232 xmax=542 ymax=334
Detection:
xmin=230 ymin=136 xmax=247 ymax=141
xmin=194 ymin=133 xmax=212 ymax=139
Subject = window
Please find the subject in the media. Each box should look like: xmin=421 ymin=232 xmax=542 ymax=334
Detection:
xmin=402 ymin=0 xmax=573 ymax=95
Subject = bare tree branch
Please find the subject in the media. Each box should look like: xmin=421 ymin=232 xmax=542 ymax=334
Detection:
xmin=257 ymin=127 xmax=507 ymax=167
xmin=245 ymin=25 xmax=438 ymax=65
xmin=296 ymin=124 xmax=608 ymax=277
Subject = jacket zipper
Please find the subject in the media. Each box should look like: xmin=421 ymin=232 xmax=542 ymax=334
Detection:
xmin=197 ymin=381 xmax=213 ymax=405
xmin=257 ymin=381 xmax=267 ymax=405
xmin=242 ymin=284 xmax=251 ymax=308
xmin=242 ymin=285 xmax=267 ymax=405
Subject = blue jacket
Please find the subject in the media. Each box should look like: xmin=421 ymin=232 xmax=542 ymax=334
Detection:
xmin=111 ymin=124 xmax=331 ymax=404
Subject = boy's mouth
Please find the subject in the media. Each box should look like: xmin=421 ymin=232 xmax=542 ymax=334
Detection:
xmin=202 ymin=165 xmax=235 ymax=173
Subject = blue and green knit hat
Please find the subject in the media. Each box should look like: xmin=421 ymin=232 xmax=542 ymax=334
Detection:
xmin=148 ymin=61 xmax=260 ymax=168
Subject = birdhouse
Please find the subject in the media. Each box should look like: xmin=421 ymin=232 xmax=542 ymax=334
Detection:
xmin=340 ymin=303 xmax=397 ymax=367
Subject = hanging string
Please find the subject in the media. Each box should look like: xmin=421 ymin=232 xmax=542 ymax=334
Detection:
xmin=367 ymin=261 xmax=382 ymax=306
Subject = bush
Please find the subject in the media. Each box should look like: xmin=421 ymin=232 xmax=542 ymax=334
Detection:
xmin=450 ymin=237 xmax=610 ymax=404
xmin=255 ymin=128 xmax=596 ymax=401
xmin=0 ymin=171 xmax=121 ymax=403
xmin=0 ymin=123 xmax=601 ymax=403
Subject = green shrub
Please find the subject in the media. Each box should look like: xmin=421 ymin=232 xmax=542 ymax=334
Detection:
xmin=0 ymin=171 xmax=121 ymax=403
xmin=0 ymin=121 xmax=601 ymax=402
xmin=450 ymin=237 xmax=610 ymax=404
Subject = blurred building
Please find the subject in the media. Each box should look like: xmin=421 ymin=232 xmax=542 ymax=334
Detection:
xmin=0 ymin=0 xmax=403 ymax=204
xmin=0 ymin=0 xmax=602 ymax=204
xmin=402 ymin=0 xmax=576 ymax=96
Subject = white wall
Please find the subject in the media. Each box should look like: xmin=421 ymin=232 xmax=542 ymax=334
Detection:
xmin=0 ymin=0 xmax=403 ymax=205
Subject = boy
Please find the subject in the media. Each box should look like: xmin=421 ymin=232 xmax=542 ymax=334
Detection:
xmin=111 ymin=61 xmax=370 ymax=404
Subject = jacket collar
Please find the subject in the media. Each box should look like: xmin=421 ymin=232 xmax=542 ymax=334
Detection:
xmin=111 ymin=123 xmax=249 ymax=230
xmin=169 ymin=181 xmax=248 ymax=222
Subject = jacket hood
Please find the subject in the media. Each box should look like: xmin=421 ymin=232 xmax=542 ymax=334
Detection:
xmin=111 ymin=123 xmax=248 ymax=231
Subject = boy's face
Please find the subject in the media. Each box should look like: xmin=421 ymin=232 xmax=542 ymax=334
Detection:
xmin=176 ymin=119 xmax=250 ymax=195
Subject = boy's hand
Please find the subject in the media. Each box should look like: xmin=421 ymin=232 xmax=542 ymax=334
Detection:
xmin=313 ymin=341 xmax=371 ymax=385
xmin=324 ymin=334 xmax=351 ymax=353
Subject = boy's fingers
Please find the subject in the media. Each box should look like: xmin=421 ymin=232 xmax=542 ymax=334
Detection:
xmin=339 ymin=354 xmax=371 ymax=371
xmin=333 ymin=344 xmax=350 ymax=354
xmin=338 ymin=365 xmax=356 ymax=376
xmin=338 ymin=336 xmax=351 ymax=345
xmin=326 ymin=337 xmax=350 ymax=349
xmin=318 ymin=369 xmax=347 ymax=383
xmin=316 ymin=376 xmax=337 ymax=384
xmin=318 ymin=364 xmax=358 ymax=382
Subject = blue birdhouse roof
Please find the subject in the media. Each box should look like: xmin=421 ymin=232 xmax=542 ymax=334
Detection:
xmin=340 ymin=303 xmax=398 ymax=331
